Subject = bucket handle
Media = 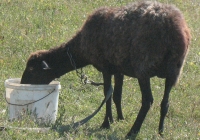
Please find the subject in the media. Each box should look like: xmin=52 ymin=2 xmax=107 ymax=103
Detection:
xmin=5 ymin=89 xmax=55 ymax=106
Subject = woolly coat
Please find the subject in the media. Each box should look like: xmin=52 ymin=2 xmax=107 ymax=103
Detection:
xmin=21 ymin=1 xmax=191 ymax=84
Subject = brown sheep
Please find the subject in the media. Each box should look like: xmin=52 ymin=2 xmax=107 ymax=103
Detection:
xmin=21 ymin=1 xmax=191 ymax=138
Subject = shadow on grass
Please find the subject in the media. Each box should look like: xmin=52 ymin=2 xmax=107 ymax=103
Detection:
xmin=51 ymin=123 xmax=139 ymax=140
xmin=51 ymin=124 xmax=120 ymax=139
xmin=50 ymin=110 xmax=120 ymax=138
xmin=50 ymin=111 xmax=135 ymax=139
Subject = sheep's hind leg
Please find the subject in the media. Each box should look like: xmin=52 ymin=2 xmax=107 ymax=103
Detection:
xmin=101 ymin=72 xmax=113 ymax=129
xmin=126 ymin=78 xmax=153 ymax=138
xmin=159 ymin=64 xmax=178 ymax=135
xmin=113 ymin=73 xmax=124 ymax=120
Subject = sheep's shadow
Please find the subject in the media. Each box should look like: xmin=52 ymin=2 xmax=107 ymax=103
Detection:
xmin=52 ymin=123 xmax=99 ymax=136
xmin=52 ymin=123 xmax=138 ymax=140
xmin=52 ymin=124 xmax=119 ymax=139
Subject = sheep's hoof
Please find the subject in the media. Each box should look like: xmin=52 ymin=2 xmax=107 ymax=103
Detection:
xmin=125 ymin=130 xmax=139 ymax=140
xmin=100 ymin=121 xmax=110 ymax=129
xmin=159 ymin=132 xmax=164 ymax=138
xmin=118 ymin=116 xmax=124 ymax=121
xmin=125 ymin=133 xmax=137 ymax=140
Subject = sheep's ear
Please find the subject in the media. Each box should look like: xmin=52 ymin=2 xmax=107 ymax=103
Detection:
xmin=41 ymin=61 xmax=51 ymax=70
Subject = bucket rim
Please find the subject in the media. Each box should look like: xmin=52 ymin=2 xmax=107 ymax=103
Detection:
xmin=5 ymin=78 xmax=61 ymax=90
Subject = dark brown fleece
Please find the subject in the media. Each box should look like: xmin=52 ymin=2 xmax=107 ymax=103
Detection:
xmin=21 ymin=1 xmax=191 ymax=86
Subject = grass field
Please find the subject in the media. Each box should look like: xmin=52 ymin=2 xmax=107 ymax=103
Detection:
xmin=0 ymin=0 xmax=200 ymax=139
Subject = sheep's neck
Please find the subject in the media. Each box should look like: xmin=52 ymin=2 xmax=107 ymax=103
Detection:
xmin=48 ymin=32 xmax=89 ymax=77
xmin=65 ymin=31 xmax=90 ymax=69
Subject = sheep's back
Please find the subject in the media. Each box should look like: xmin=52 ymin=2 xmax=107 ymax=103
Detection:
xmin=80 ymin=1 xmax=190 ymax=77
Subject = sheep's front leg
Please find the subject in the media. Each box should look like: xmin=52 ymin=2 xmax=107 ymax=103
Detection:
xmin=113 ymin=73 xmax=124 ymax=120
xmin=101 ymin=72 xmax=113 ymax=129
xmin=126 ymin=78 xmax=153 ymax=138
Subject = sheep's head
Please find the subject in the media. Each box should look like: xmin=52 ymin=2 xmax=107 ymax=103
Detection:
xmin=21 ymin=50 xmax=56 ymax=84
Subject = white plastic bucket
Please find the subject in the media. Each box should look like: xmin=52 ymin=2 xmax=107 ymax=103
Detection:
xmin=5 ymin=78 xmax=61 ymax=124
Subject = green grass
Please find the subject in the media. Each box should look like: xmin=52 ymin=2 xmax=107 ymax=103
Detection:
xmin=0 ymin=0 xmax=200 ymax=139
